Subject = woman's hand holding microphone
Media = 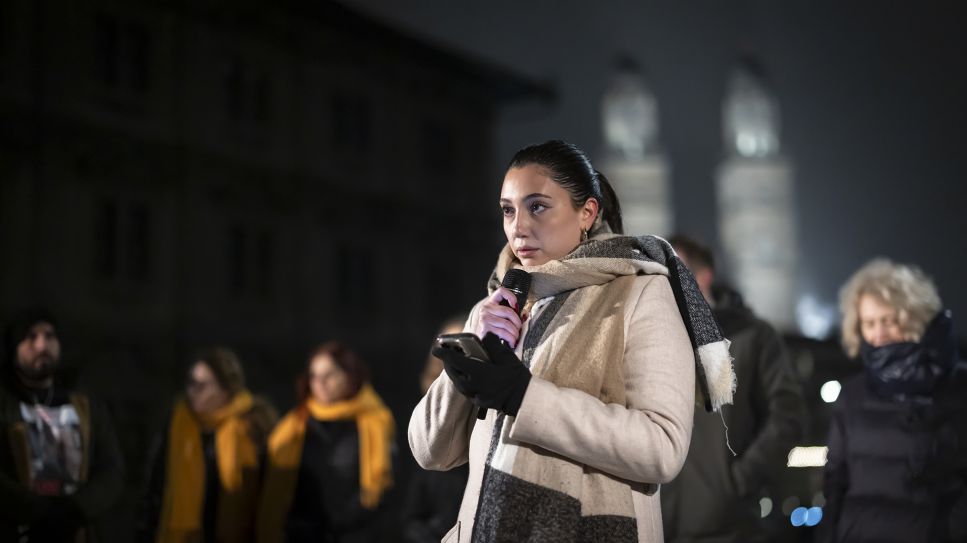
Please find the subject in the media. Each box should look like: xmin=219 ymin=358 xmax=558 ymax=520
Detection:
xmin=432 ymin=287 xmax=532 ymax=417
xmin=476 ymin=287 xmax=524 ymax=348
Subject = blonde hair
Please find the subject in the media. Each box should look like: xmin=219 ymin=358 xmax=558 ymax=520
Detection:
xmin=839 ymin=258 xmax=942 ymax=357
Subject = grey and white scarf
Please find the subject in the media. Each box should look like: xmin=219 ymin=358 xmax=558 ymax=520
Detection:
xmin=471 ymin=233 xmax=734 ymax=542
xmin=488 ymin=233 xmax=734 ymax=412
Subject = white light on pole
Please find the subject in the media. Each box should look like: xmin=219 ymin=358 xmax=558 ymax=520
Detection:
xmin=820 ymin=380 xmax=842 ymax=403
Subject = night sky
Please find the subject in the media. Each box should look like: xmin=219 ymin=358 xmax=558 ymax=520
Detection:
xmin=346 ymin=0 xmax=967 ymax=331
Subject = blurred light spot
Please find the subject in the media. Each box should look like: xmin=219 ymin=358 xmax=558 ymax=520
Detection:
xmin=796 ymin=294 xmax=836 ymax=339
xmin=806 ymin=506 xmax=823 ymax=526
xmin=790 ymin=506 xmax=808 ymax=526
xmin=759 ymin=497 xmax=773 ymax=518
xmin=821 ymin=380 xmax=842 ymax=403
xmin=738 ymin=133 xmax=757 ymax=156
xmin=782 ymin=496 xmax=801 ymax=516
xmin=812 ymin=491 xmax=826 ymax=508
xmin=787 ymin=446 xmax=828 ymax=467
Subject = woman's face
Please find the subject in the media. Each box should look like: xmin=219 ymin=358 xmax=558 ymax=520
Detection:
xmin=309 ymin=354 xmax=353 ymax=405
xmin=186 ymin=362 xmax=230 ymax=415
xmin=858 ymin=293 xmax=905 ymax=347
xmin=500 ymin=165 xmax=598 ymax=267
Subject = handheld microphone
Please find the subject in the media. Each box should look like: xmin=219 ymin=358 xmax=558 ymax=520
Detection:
xmin=478 ymin=269 xmax=532 ymax=420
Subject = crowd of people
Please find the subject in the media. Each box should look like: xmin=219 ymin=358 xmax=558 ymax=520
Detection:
xmin=2 ymin=140 xmax=965 ymax=542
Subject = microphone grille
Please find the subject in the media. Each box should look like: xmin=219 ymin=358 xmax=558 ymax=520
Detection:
xmin=501 ymin=269 xmax=532 ymax=300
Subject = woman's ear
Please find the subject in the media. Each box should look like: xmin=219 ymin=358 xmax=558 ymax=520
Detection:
xmin=581 ymin=198 xmax=600 ymax=230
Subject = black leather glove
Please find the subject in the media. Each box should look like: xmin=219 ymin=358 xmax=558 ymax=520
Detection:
xmin=432 ymin=334 xmax=531 ymax=416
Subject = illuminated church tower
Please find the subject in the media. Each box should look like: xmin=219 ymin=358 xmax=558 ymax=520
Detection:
xmin=599 ymin=58 xmax=672 ymax=237
xmin=717 ymin=57 xmax=798 ymax=330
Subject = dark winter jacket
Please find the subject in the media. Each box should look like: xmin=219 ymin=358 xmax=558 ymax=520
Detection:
xmin=819 ymin=311 xmax=967 ymax=543
xmin=282 ymin=417 xmax=394 ymax=543
xmin=137 ymin=396 xmax=277 ymax=543
xmin=661 ymin=286 xmax=805 ymax=543
xmin=400 ymin=463 xmax=469 ymax=543
xmin=0 ymin=380 xmax=124 ymax=543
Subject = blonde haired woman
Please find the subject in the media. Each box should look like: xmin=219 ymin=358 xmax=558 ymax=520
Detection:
xmin=820 ymin=258 xmax=967 ymax=543
xmin=839 ymin=258 xmax=943 ymax=358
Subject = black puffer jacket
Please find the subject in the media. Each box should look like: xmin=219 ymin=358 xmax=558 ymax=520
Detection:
xmin=820 ymin=311 xmax=967 ymax=543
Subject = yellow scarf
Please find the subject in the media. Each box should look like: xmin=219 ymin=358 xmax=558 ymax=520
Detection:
xmin=157 ymin=391 xmax=259 ymax=543
xmin=256 ymin=384 xmax=394 ymax=543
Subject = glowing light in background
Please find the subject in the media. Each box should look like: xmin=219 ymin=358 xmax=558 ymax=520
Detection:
xmin=796 ymin=294 xmax=836 ymax=339
xmin=806 ymin=507 xmax=823 ymax=526
xmin=787 ymin=446 xmax=828 ymax=467
xmin=759 ymin=497 xmax=773 ymax=518
xmin=820 ymin=380 xmax=842 ymax=403
xmin=789 ymin=504 xmax=824 ymax=527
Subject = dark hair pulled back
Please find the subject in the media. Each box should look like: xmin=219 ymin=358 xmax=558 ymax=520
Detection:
xmin=508 ymin=140 xmax=623 ymax=235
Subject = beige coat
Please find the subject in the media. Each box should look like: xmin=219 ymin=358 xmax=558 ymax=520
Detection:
xmin=409 ymin=273 xmax=695 ymax=543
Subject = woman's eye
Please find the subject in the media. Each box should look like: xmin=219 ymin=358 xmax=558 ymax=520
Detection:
xmin=529 ymin=202 xmax=547 ymax=214
xmin=501 ymin=206 xmax=514 ymax=217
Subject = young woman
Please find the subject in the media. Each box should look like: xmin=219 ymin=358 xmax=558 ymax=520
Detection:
xmin=141 ymin=347 xmax=277 ymax=543
xmin=409 ymin=140 xmax=734 ymax=543
xmin=257 ymin=342 xmax=394 ymax=543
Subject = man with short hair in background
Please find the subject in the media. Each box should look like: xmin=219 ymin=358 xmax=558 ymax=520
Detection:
xmin=661 ymin=236 xmax=805 ymax=543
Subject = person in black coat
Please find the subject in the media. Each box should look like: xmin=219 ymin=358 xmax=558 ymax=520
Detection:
xmin=256 ymin=342 xmax=395 ymax=543
xmin=661 ymin=236 xmax=804 ymax=543
xmin=138 ymin=346 xmax=277 ymax=543
xmin=820 ymin=258 xmax=967 ymax=543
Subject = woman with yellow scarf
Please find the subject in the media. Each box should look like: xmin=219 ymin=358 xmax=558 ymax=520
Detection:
xmin=257 ymin=342 xmax=395 ymax=543
xmin=139 ymin=347 xmax=277 ymax=543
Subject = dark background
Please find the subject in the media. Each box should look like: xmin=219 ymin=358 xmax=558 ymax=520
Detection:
xmin=348 ymin=0 xmax=967 ymax=318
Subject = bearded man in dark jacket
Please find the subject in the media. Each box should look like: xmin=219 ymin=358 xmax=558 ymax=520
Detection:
xmin=0 ymin=308 xmax=123 ymax=542
xmin=661 ymin=236 xmax=805 ymax=543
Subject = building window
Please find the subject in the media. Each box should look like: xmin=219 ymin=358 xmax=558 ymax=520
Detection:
xmin=92 ymin=13 xmax=152 ymax=93
xmin=224 ymin=57 xmax=273 ymax=128
xmin=229 ymin=225 xmax=247 ymax=295
xmin=94 ymin=200 xmax=119 ymax=278
xmin=332 ymin=93 xmax=371 ymax=152
xmin=336 ymin=245 xmax=374 ymax=317
xmin=127 ymin=22 xmax=150 ymax=92
xmin=93 ymin=198 xmax=153 ymax=282
xmin=94 ymin=14 xmax=119 ymax=87
xmin=0 ymin=5 xmax=9 ymax=70
xmin=126 ymin=202 xmax=151 ymax=280
xmin=256 ymin=230 xmax=274 ymax=295
xmin=422 ymin=119 xmax=455 ymax=176
xmin=226 ymin=224 xmax=275 ymax=298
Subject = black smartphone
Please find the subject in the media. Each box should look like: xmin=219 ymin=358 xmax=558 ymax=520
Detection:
xmin=435 ymin=332 xmax=490 ymax=363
